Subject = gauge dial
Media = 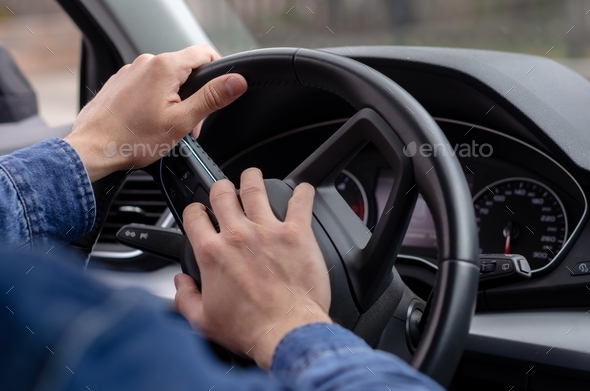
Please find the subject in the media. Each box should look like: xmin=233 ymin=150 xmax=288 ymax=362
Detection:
xmin=473 ymin=177 xmax=568 ymax=271
xmin=335 ymin=170 xmax=369 ymax=225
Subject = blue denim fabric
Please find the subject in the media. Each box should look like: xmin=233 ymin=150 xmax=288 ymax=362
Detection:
xmin=272 ymin=324 xmax=445 ymax=391
xmin=0 ymin=138 xmax=95 ymax=251
xmin=0 ymin=250 xmax=279 ymax=391
xmin=0 ymin=250 xmax=443 ymax=391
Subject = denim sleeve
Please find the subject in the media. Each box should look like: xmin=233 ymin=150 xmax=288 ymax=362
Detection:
xmin=0 ymin=138 xmax=95 ymax=251
xmin=271 ymin=323 xmax=445 ymax=391
xmin=0 ymin=249 xmax=288 ymax=391
xmin=0 ymin=248 xmax=444 ymax=391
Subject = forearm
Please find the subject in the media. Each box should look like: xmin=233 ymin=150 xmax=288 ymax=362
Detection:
xmin=0 ymin=138 xmax=96 ymax=251
xmin=271 ymin=323 xmax=445 ymax=391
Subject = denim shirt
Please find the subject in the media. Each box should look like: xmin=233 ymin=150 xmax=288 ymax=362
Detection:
xmin=0 ymin=138 xmax=444 ymax=391
xmin=0 ymin=138 xmax=95 ymax=251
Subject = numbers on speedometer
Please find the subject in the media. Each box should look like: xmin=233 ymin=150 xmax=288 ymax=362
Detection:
xmin=473 ymin=178 xmax=568 ymax=271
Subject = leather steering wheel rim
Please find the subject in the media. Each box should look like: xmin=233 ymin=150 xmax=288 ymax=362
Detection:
xmin=176 ymin=48 xmax=480 ymax=386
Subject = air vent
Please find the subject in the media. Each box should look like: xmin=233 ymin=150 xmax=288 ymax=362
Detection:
xmin=98 ymin=171 xmax=168 ymax=244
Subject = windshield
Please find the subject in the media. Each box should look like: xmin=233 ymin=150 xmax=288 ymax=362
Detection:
xmin=186 ymin=0 xmax=590 ymax=79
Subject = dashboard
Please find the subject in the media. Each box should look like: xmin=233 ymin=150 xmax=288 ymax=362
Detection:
xmin=217 ymin=117 xmax=586 ymax=276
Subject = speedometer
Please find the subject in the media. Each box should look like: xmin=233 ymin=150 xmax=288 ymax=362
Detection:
xmin=335 ymin=170 xmax=369 ymax=225
xmin=473 ymin=177 xmax=568 ymax=271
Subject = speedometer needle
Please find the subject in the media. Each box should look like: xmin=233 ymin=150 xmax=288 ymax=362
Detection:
xmin=504 ymin=234 xmax=511 ymax=254
xmin=503 ymin=222 xmax=513 ymax=254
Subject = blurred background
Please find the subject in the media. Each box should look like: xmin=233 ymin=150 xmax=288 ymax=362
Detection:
xmin=0 ymin=0 xmax=79 ymax=127
xmin=3 ymin=0 xmax=590 ymax=127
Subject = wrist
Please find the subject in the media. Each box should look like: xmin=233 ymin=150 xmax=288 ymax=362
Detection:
xmin=250 ymin=301 xmax=332 ymax=369
xmin=64 ymin=132 xmax=127 ymax=182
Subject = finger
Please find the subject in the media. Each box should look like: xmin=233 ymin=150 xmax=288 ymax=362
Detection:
xmin=174 ymin=73 xmax=247 ymax=132
xmin=209 ymin=179 xmax=247 ymax=227
xmin=174 ymin=273 xmax=205 ymax=330
xmin=170 ymin=44 xmax=220 ymax=70
xmin=285 ymin=183 xmax=315 ymax=227
xmin=167 ymin=44 xmax=221 ymax=85
xmin=183 ymin=202 xmax=217 ymax=244
xmin=239 ymin=168 xmax=274 ymax=223
xmin=192 ymin=119 xmax=204 ymax=138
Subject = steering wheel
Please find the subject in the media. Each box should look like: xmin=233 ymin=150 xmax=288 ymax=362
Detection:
xmin=86 ymin=48 xmax=480 ymax=387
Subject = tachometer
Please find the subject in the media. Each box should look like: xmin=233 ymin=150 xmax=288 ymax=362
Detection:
xmin=473 ymin=177 xmax=568 ymax=271
xmin=335 ymin=170 xmax=369 ymax=225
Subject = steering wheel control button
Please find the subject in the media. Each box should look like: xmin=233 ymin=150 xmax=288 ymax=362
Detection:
xmin=571 ymin=262 xmax=590 ymax=276
xmin=478 ymin=254 xmax=531 ymax=290
xmin=158 ymin=138 xmax=229 ymax=231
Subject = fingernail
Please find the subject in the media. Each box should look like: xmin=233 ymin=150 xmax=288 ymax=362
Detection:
xmin=225 ymin=75 xmax=246 ymax=97
xmin=174 ymin=274 xmax=181 ymax=289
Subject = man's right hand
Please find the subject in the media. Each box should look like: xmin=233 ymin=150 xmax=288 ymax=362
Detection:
xmin=174 ymin=168 xmax=332 ymax=369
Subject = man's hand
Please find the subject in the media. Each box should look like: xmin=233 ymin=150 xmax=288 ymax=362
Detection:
xmin=174 ymin=168 xmax=332 ymax=369
xmin=64 ymin=45 xmax=247 ymax=182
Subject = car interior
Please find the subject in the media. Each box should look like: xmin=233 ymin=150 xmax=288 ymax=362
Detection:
xmin=2 ymin=0 xmax=590 ymax=390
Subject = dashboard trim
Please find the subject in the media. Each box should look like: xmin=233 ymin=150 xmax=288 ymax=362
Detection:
xmin=435 ymin=118 xmax=588 ymax=274
xmin=397 ymin=254 xmax=439 ymax=271
xmin=467 ymin=309 xmax=590 ymax=373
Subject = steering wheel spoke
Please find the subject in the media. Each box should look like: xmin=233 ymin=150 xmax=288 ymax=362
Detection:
xmin=285 ymin=108 xmax=417 ymax=310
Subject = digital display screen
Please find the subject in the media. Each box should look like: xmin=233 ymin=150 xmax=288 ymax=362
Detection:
xmin=375 ymin=168 xmax=474 ymax=249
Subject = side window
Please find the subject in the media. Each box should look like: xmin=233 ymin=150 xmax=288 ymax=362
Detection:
xmin=0 ymin=0 xmax=81 ymax=127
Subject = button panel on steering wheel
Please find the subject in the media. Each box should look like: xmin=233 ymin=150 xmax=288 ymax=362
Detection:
xmin=159 ymin=136 xmax=224 ymax=232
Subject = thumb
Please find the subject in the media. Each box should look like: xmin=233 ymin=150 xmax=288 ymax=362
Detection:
xmin=174 ymin=273 xmax=205 ymax=331
xmin=176 ymin=73 xmax=247 ymax=131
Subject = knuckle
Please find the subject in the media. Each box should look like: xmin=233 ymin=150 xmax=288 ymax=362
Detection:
xmin=133 ymin=53 xmax=154 ymax=65
xmin=201 ymin=83 xmax=226 ymax=112
xmin=197 ymin=44 xmax=218 ymax=58
xmin=239 ymin=182 xmax=264 ymax=198
xmin=210 ymin=182 xmax=236 ymax=203
xmin=223 ymin=225 xmax=248 ymax=245
xmin=278 ymin=222 xmax=302 ymax=244
xmin=149 ymin=53 xmax=169 ymax=69
xmin=194 ymin=238 xmax=218 ymax=259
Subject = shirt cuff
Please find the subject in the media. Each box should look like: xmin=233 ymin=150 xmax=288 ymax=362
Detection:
xmin=270 ymin=322 xmax=446 ymax=391
xmin=0 ymin=138 xmax=95 ymax=250
xmin=271 ymin=322 xmax=370 ymax=382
